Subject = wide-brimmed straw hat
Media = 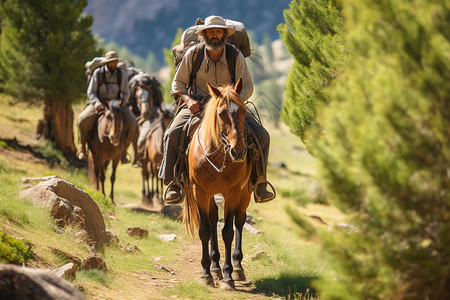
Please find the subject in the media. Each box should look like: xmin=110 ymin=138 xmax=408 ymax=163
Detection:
xmin=196 ymin=15 xmax=235 ymax=36
xmin=101 ymin=51 xmax=121 ymax=65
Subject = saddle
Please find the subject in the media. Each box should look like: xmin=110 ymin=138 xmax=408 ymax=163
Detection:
xmin=140 ymin=115 xmax=165 ymax=160
xmin=170 ymin=115 xmax=265 ymax=198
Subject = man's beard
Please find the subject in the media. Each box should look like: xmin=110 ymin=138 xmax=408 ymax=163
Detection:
xmin=203 ymin=34 xmax=227 ymax=51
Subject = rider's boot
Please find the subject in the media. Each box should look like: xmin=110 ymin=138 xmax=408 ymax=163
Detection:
xmin=165 ymin=185 xmax=183 ymax=204
xmin=77 ymin=145 xmax=87 ymax=161
xmin=132 ymin=151 xmax=143 ymax=168
xmin=255 ymin=183 xmax=275 ymax=203
xmin=121 ymin=151 xmax=131 ymax=164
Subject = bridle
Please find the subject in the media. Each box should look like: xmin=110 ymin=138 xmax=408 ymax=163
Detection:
xmin=197 ymin=102 xmax=246 ymax=173
xmin=103 ymin=107 xmax=123 ymax=147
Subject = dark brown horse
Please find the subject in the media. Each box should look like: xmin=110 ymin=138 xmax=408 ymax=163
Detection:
xmin=141 ymin=105 xmax=175 ymax=203
xmin=184 ymin=78 xmax=252 ymax=290
xmin=88 ymin=99 xmax=126 ymax=204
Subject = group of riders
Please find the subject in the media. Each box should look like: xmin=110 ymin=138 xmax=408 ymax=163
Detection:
xmin=77 ymin=15 xmax=275 ymax=205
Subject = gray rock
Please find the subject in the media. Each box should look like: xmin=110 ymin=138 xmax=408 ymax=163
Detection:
xmin=159 ymin=205 xmax=183 ymax=220
xmin=51 ymin=263 xmax=78 ymax=281
xmin=157 ymin=234 xmax=177 ymax=242
xmin=0 ymin=263 xmax=85 ymax=299
xmin=19 ymin=178 xmax=108 ymax=249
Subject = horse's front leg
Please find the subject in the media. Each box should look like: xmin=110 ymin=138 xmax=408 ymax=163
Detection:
xmin=99 ymin=167 xmax=106 ymax=196
xmin=198 ymin=202 xmax=214 ymax=286
xmin=93 ymin=160 xmax=101 ymax=191
xmin=150 ymin=163 xmax=156 ymax=200
xmin=141 ymin=160 xmax=149 ymax=200
xmin=233 ymin=188 xmax=252 ymax=281
xmin=109 ymin=159 xmax=120 ymax=205
xmin=209 ymin=197 xmax=223 ymax=280
xmin=190 ymin=186 xmax=214 ymax=286
xmin=221 ymin=207 xmax=236 ymax=290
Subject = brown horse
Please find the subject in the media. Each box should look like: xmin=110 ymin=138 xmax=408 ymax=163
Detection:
xmin=88 ymin=99 xmax=126 ymax=204
xmin=184 ymin=78 xmax=252 ymax=290
xmin=141 ymin=105 xmax=175 ymax=203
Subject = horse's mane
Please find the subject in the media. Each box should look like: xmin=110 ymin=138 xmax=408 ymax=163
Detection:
xmin=150 ymin=77 xmax=163 ymax=105
xmin=202 ymin=84 xmax=246 ymax=148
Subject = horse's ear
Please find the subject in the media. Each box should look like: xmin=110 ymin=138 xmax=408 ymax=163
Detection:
xmin=207 ymin=82 xmax=221 ymax=98
xmin=235 ymin=77 xmax=243 ymax=94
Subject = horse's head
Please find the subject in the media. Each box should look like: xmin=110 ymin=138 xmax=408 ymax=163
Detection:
xmin=134 ymin=75 xmax=163 ymax=121
xmin=102 ymin=99 xmax=124 ymax=146
xmin=205 ymin=77 xmax=247 ymax=162
xmin=135 ymin=86 xmax=153 ymax=120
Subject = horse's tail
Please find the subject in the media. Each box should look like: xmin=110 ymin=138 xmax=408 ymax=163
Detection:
xmin=183 ymin=191 xmax=200 ymax=239
xmin=87 ymin=152 xmax=96 ymax=185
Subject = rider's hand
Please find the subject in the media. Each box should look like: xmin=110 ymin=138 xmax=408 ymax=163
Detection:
xmin=186 ymin=99 xmax=200 ymax=114
xmin=96 ymin=104 xmax=104 ymax=112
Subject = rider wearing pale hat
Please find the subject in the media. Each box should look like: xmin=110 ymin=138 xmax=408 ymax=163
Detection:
xmin=159 ymin=15 xmax=275 ymax=204
xmin=77 ymin=50 xmax=139 ymax=166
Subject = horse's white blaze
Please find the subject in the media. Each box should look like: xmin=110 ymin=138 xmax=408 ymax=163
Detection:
xmin=229 ymin=102 xmax=239 ymax=114
xmin=137 ymin=88 xmax=149 ymax=99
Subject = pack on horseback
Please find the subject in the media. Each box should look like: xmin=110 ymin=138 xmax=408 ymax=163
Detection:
xmin=159 ymin=15 xmax=276 ymax=205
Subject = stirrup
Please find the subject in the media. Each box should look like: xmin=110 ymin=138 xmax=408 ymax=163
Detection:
xmin=253 ymin=178 xmax=276 ymax=203
xmin=163 ymin=180 xmax=185 ymax=204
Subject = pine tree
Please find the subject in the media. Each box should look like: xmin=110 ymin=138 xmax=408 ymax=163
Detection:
xmin=0 ymin=0 xmax=99 ymax=155
xmin=306 ymin=0 xmax=450 ymax=298
xmin=277 ymin=0 xmax=345 ymax=143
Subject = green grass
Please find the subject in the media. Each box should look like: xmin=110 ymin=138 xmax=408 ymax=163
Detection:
xmin=0 ymin=94 xmax=336 ymax=299
xmin=78 ymin=270 xmax=112 ymax=286
xmin=164 ymin=282 xmax=212 ymax=300
xmin=0 ymin=232 xmax=34 ymax=264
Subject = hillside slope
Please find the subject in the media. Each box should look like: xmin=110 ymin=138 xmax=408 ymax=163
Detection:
xmin=85 ymin=0 xmax=291 ymax=62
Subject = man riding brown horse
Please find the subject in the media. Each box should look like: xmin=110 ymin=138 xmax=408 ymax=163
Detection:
xmin=77 ymin=51 xmax=139 ymax=167
xmin=159 ymin=15 xmax=275 ymax=204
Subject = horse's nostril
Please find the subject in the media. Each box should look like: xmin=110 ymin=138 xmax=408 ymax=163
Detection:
xmin=230 ymin=147 xmax=247 ymax=162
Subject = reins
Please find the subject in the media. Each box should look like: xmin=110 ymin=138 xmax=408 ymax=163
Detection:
xmin=101 ymin=105 xmax=123 ymax=146
xmin=197 ymin=103 xmax=246 ymax=173
xmin=197 ymin=117 xmax=231 ymax=173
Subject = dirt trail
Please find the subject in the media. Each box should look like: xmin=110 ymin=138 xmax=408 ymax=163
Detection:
xmin=121 ymin=201 xmax=267 ymax=299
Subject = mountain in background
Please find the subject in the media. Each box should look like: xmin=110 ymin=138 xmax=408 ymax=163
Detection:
xmin=85 ymin=0 xmax=291 ymax=64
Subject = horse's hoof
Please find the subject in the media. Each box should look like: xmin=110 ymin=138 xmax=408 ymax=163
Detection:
xmin=219 ymin=279 xmax=235 ymax=290
xmin=200 ymin=275 xmax=214 ymax=286
xmin=232 ymin=268 xmax=246 ymax=281
xmin=211 ymin=268 xmax=223 ymax=280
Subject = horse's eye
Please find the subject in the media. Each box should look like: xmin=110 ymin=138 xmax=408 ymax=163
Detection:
xmin=218 ymin=110 xmax=228 ymax=118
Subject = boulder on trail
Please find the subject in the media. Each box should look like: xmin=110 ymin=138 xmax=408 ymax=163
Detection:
xmin=80 ymin=254 xmax=107 ymax=271
xmin=126 ymin=227 xmax=149 ymax=238
xmin=19 ymin=178 xmax=108 ymax=249
xmin=0 ymin=263 xmax=85 ymax=300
